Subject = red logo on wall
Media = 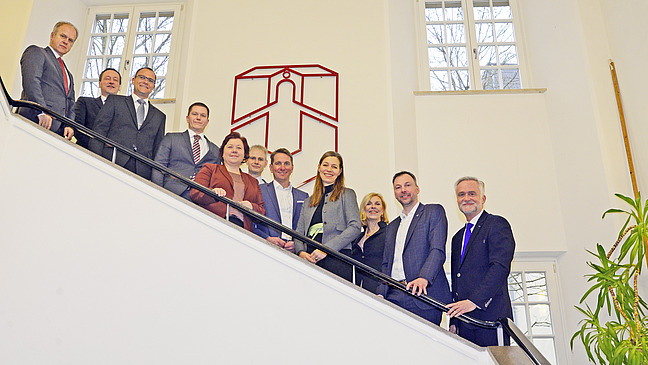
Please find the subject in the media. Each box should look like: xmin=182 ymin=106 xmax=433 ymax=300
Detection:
xmin=231 ymin=64 xmax=339 ymax=187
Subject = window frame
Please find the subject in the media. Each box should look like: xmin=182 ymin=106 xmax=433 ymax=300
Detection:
xmin=509 ymin=260 xmax=571 ymax=365
xmin=76 ymin=3 xmax=184 ymax=99
xmin=414 ymin=0 xmax=529 ymax=91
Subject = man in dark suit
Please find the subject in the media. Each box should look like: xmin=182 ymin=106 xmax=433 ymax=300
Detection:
xmin=152 ymin=102 xmax=220 ymax=200
xmin=253 ymin=148 xmax=308 ymax=252
xmin=18 ymin=21 xmax=78 ymax=140
xmin=446 ymin=176 xmax=515 ymax=346
xmin=378 ymin=171 xmax=451 ymax=325
xmin=73 ymin=68 xmax=121 ymax=149
xmin=90 ymin=67 xmax=166 ymax=180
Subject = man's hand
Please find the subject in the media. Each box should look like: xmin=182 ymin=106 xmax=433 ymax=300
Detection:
xmin=38 ymin=114 xmax=53 ymax=130
xmin=406 ymin=277 xmax=428 ymax=296
xmin=284 ymin=240 xmax=295 ymax=252
xmin=446 ymin=299 xmax=477 ymax=318
xmin=266 ymin=236 xmax=286 ymax=248
xmin=63 ymin=127 xmax=74 ymax=140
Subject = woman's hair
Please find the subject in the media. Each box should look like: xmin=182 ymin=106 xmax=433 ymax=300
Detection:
xmin=359 ymin=192 xmax=389 ymax=226
xmin=219 ymin=131 xmax=250 ymax=163
xmin=309 ymin=151 xmax=345 ymax=207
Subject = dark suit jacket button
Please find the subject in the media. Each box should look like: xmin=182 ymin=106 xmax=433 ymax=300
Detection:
xmin=457 ymin=273 xmax=461 ymax=277
xmin=132 ymin=145 xmax=137 ymax=151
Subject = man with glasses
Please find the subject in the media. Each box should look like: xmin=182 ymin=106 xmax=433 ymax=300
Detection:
xmin=90 ymin=67 xmax=166 ymax=180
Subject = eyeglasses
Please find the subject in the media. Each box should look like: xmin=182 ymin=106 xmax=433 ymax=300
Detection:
xmin=136 ymin=74 xmax=156 ymax=83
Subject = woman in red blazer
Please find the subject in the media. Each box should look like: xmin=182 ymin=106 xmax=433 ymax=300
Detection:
xmin=190 ymin=132 xmax=264 ymax=231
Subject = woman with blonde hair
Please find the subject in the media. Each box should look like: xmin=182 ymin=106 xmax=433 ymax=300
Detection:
xmin=351 ymin=192 xmax=389 ymax=293
xmin=294 ymin=151 xmax=361 ymax=282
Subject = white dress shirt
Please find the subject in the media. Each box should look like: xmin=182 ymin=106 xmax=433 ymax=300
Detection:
xmin=391 ymin=202 xmax=420 ymax=281
xmin=273 ymin=181 xmax=294 ymax=240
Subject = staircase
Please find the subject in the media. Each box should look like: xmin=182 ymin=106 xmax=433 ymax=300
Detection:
xmin=0 ymin=90 xmax=533 ymax=364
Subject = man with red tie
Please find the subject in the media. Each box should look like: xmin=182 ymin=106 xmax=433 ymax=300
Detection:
xmin=19 ymin=21 xmax=78 ymax=140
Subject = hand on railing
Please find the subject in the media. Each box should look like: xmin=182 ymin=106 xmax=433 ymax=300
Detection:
xmin=446 ymin=299 xmax=477 ymax=318
xmin=37 ymin=113 xmax=52 ymax=129
xmin=405 ymin=278 xmax=428 ymax=296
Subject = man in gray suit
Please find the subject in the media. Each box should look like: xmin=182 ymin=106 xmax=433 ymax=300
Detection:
xmin=377 ymin=171 xmax=451 ymax=325
xmin=73 ymin=68 xmax=121 ymax=149
xmin=152 ymin=102 xmax=220 ymax=200
xmin=90 ymin=67 xmax=166 ymax=180
xmin=18 ymin=21 xmax=78 ymax=140
xmin=253 ymin=148 xmax=308 ymax=252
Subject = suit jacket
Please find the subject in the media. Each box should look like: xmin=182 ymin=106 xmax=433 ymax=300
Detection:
xmin=450 ymin=211 xmax=515 ymax=324
xmin=253 ymin=181 xmax=309 ymax=239
xmin=89 ymin=94 xmax=166 ymax=180
xmin=351 ymin=221 xmax=387 ymax=294
xmin=152 ymin=131 xmax=221 ymax=199
xmin=190 ymin=164 xmax=265 ymax=231
xmin=18 ymin=45 xmax=75 ymax=133
xmin=73 ymin=96 xmax=103 ymax=149
xmin=378 ymin=203 xmax=451 ymax=309
xmin=294 ymin=188 xmax=361 ymax=254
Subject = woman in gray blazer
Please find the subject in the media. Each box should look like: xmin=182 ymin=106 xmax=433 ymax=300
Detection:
xmin=294 ymin=151 xmax=361 ymax=282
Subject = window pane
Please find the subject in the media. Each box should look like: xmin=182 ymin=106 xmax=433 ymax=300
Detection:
xmin=81 ymin=81 xmax=99 ymax=97
xmin=427 ymin=25 xmax=445 ymax=44
xmin=493 ymin=2 xmax=512 ymax=19
xmin=478 ymin=46 xmax=497 ymax=66
xmin=84 ymin=58 xmax=103 ymax=79
xmin=512 ymin=304 xmax=528 ymax=334
xmin=502 ymin=68 xmax=521 ymax=89
xmin=480 ymin=69 xmax=499 ymax=89
xmin=446 ymin=23 xmax=466 ymax=43
xmin=152 ymin=56 xmax=169 ymax=76
xmin=131 ymin=56 xmax=149 ymax=76
xmin=108 ymin=35 xmax=125 ymax=55
xmin=525 ymin=272 xmax=548 ymax=301
xmin=150 ymin=78 xmax=166 ymax=98
xmin=450 ymin=69 xmax=470 ymax=90
xmin=499 ymin=45 xmax=518 ymax=65
xmin=154 ymin=33 xmax=172 ymax=53
xmin=112 ymin=14 xmax=129 ymax=33
xmin=89 ymin=36 xmax=106 ymax=56
xmin=495 ymin=22 xmax=515 ymax=42
xmin=430 ymin=70 xmax=449 ymax=91
xmin=508 ymin=272 xmax=524 ymax=302
xmin=93 ymin=15 xmax=109 ymax=33
xmin=473 ymin=0 xmax=492 ymax=20
xmin=138 ymin=12 xmax=156 ymax=32
xmin=475 ymin=22 xmax=494 ymax=43
xmin=157 ymin=12 xmax=174 ymax=31
xmin=444 ymin=1 xmax=464 ymax=21
xmin=533 ymin=338 xmax=557 ymax=365
xmin=448 ymin=46 xmax=468 ymax=67
xmin=529 ymin=304 xmax=553 ymax=335
xmin=134 ymin=34 xmax=153 ymax=54
xmin=425 ymin=3 xmax=444 ymax=22
xmin=107 ymin=57 xmax=121 ymax=71
xmin=428 ymin=47 xmax=447 ymax=67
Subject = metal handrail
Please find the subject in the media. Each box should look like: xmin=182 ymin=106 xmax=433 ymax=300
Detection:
xmin=1 ymin=75 xmax=550 ymax=365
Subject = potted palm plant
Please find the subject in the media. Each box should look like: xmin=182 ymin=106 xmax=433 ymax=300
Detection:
xmin=571 ymin=193 xmax=648 ymax=364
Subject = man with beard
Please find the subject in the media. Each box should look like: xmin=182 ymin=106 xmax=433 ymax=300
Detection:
xmin=446 ymin=176 xmax=515 ymax=346
xmin=377 ymin=171 xmax=451 ymax=325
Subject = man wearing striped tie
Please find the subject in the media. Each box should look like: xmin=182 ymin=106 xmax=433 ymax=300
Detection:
xmin=447 ymin=176 xmax=516 ymax=347
xmin=152 ymin=102 xmax=221 ymax=200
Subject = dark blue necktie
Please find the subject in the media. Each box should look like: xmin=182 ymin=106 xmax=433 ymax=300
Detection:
xmin=461 ymin=222 xmax=473 ymax=263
